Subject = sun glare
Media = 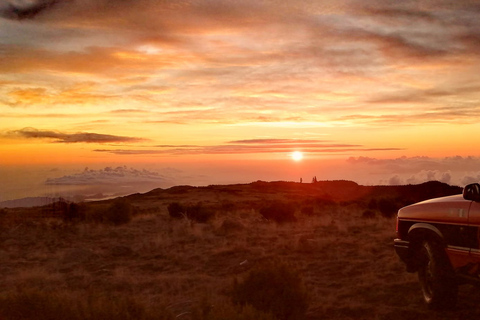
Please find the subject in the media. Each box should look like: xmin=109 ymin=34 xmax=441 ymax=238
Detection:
xmin=291 ymin=151 xmax=303 ymax=161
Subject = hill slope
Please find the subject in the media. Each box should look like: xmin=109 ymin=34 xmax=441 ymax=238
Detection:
xmin=2 ymin=180 xmax=479 ymax=320
xmin=123 ymin=180 xmax=462 ymax=215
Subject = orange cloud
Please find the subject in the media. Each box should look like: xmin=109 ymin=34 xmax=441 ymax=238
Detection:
xmin=8 ymin=127 xmax=147 ymax=144
xmin=93 ymin=138 xmax=402 ymax=156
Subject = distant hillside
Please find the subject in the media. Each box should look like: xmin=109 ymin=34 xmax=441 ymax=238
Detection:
xmin=137 ymin=180 xmax=462 ymax=202
xmin=0 ymin=197 xmax=56 ymax=209
xmin=2 ymin=180 xmax=463 ymax=212
xmin=125 ymin=180 xmax=463 ymax=214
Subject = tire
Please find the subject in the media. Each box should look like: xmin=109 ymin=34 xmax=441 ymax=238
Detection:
xmin=417 ymin=240 xmax=458 ymax=309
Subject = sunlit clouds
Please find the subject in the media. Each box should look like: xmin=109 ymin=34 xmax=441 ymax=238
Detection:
xmin=8 ymin=127 xmax=147 ymax=143
xmin=1 ymin=0 xmax=480 ymax=198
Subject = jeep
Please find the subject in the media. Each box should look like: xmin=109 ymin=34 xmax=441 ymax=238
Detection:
xmin=394 ymin=183 xmax=480 ymax=309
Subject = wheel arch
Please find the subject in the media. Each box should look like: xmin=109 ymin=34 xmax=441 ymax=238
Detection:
xmin=408 ymin=223 xmax=445 ymax=245
xmin=405 ymin=223 xmax=447 ymax=272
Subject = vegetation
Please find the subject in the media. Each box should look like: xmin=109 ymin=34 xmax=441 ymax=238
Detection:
xmin=378 ymin=198 xmax=400 ymax=218
xmin=300 ymin=205 xmax=314 ymax=216
xmin=168 ymin=202 xmax=215 ymax=223
xmin=167 ymin=202 xmax=184 ymax=219
xmin=361 ymin=210 xmax=376 ymax=219
xmin=0 ymin=289 xmax=159 ymax=320
xmin=63 ymin=202 xmax=86 ymax=223
xmin=259 ymin=201 xmax=296 ymax=223
xmin=232 ymin=262 xmax=308 ymax=320
xmin=103 ymin=199 xmax=133 ymax=225
xmin=0 ymin=180 xmax=473 ymax=320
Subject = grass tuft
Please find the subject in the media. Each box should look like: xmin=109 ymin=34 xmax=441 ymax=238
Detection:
xmin=0 ymin=289 xmax=167 ymax=320
xmin=259 ymin=201 xmax=296 ymax=223
xmin=232 ymin=262 xmax=309 ymax=320
xmin=104 ymin=199 xmax=133 ymax=225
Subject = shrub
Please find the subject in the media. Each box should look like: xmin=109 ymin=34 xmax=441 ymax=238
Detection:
xmin=361 ymin=210 xmax=376 ymax=219
xmin=190 ymin=298 xmax=276 ymax=320
xmin=232 ymin=262 xmax=308 ymax=320
xmin=186 ymin=202 xmax=215 ymax=223
xmin=259 ymin=201 xmax=296 ymax=223
xmin=378 ymin=198 xmax=398 ymax=218
xmin=314 ymin=196 xmax=336 ymax=209
xmin=104 ymin=199 xmax=132 ymax=225
xmin=0 ymin=289 xmax=163 ymax=320
xmin=220 ymin=200 xmax=236 ymax=212
xmin=167 ymin=202 xmax=185 ymax=219
xmin=300 ymin=205 xmax=314 ymax=216
xmin=168 ymin=202 xmax=215 ymax=223
xmin=52 ymin=200 xmax=69 ymax=217
xmin=63 ymin=202 xmax=86 ymax=223
xmin=367 ymin=199 xmax=377 ymax=210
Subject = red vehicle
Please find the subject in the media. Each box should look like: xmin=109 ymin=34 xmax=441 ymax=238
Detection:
xmin=394 ymin=183 xmax=480 ymax=309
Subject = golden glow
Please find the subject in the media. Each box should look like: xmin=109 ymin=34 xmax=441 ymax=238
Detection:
xmin=291 ymin=151 xmax=303 ymax=162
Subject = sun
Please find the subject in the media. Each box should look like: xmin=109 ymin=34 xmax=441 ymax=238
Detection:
xmin=291 ymin=151 xmax=303 ymax=161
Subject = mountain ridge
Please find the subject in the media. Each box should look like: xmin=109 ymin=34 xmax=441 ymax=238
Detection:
xmin=1 ymin=180 xmax=463 ymax=209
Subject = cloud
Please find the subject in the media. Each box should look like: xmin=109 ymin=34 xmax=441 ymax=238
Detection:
xmin=228 ymin=139 xmax=323 ymax=144
xmin=2 ymin=2 xmax=478 ymax=82
xmin=2 ymin=82 xmax=129 ymax=108
xmin=9 ymin=127 xmax=146 ymax=143
xmin=45 ymin=166 xmax=170 ymax=186
xmin=462 ymin=174 xmax=480 ymax=186
xmin=3 ymin=0 xmax=470 ymax=71
xmin=94 ymin=138 xmax=402 ymax=156
xmin=0 ymin=45 xmax=189 ymax=78
xmin=347 ymin=156 xmax=480 ymax=186
xmin=332 ymin=104 xmax=480 ymax=126
xmin=0 ymin=0 xmax=61 ymax=19
xmin=2 ymin=0 xmax=480 ymax=157
xmin=43 ymin=165 xmax=185 ymax=199
xmin=388 ymin=175 xmax=403 ymax=186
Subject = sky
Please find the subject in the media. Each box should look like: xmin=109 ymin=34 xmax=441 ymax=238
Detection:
xmin=2 ymin=0 xmax=480 ymax=201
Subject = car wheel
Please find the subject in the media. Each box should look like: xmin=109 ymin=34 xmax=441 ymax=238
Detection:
xmin=417 ymin=240 xmax=458 ymax=309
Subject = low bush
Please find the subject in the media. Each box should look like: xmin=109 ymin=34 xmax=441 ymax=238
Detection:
xmin=259 ymin=201 xmax=296 ymax=223
xmin=104 ymin=199 xmax=133 ymax=225
xmin=190 ymin=298 xmax=276 ymax=320
xmin=378 ymin=198 xmax=398 ymax=218
xmin=300 ymin=205 xmax=314 ymax=216
xmin=187 ymin=202 xmax=215 ymax=223
xmin=232 ymin=262 xmax=308 ymax=320
xmin=315 ymin=197 xmax=336 ymax=208
xmin=167 ymin=202 xmax=215 ymax=223
xmin=51 ymin=200 xmax=69 ymax=218
xmin=167 ymin=202 xmax=185 ymax=219
xmin=0 ymin=289 xmax=165 ymax=320
xmin=367 ymin=199 xmax=377 ymax=210
xmin=220 ymin=200 xmax=237 ymax=212
xmin=361 ymin=210 xmax=376 ymax=219
xmin=63 ymin=202 xmax=86 ymax=223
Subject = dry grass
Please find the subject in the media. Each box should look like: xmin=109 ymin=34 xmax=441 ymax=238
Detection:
xmin=1 ymin=190 xmax=480 ymax=319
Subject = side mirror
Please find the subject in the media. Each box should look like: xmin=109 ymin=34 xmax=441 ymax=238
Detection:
xmin=463 ymin=183 xmax=480 ymax=201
